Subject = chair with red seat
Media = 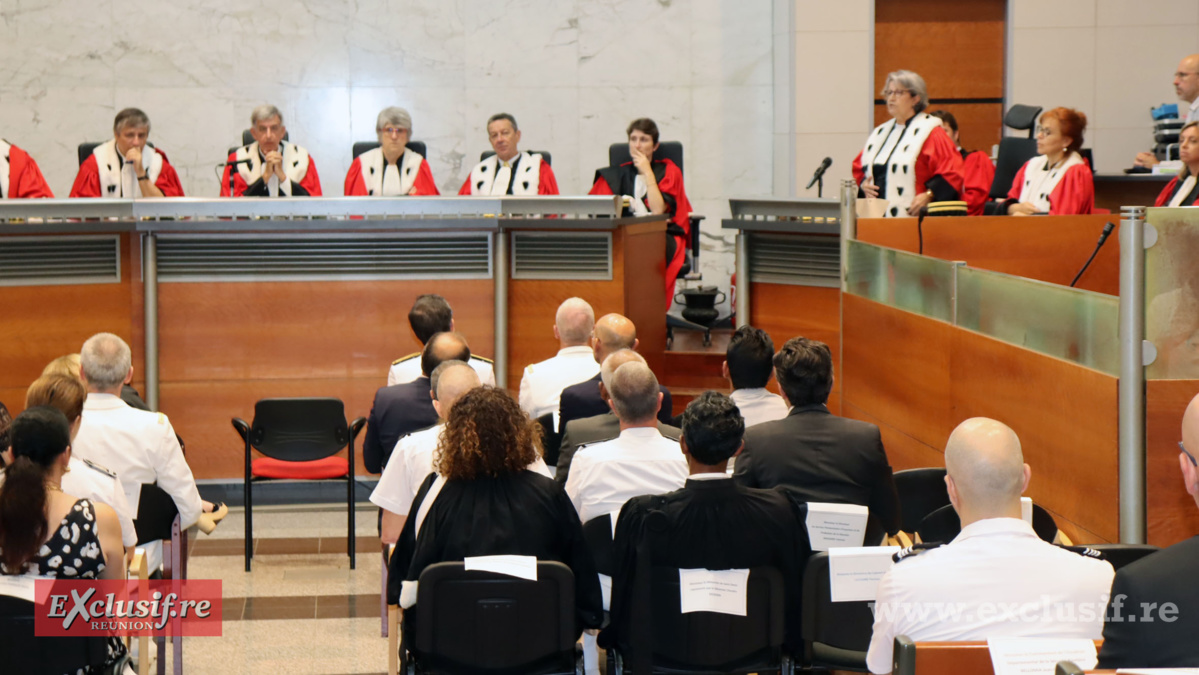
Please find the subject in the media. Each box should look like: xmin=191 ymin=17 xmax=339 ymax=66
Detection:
xmin=232 ymin=398 xmax=366 ymax=572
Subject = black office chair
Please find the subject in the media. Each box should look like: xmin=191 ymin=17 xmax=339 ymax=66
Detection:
xmin=582 ymin=514 xmax=616 ymax=577
xmin=481 ymin=150 xmax=552 ymax=165
xmin=406 ymin=561 xmax=583 ymax=675
xmin=801 ymin=552 xmax=873 ymax=672
xmin=232 ymin=398 xmax=366 ymax=571
xmin=0 ymin=595 xmax=121 ymax=675
xmin=917 ymin=502 xmax=1060 ymax=545
xmin=352 ymin=140 xmax=428 ymax=160
xmin=893 ymin=468 xmax=950 ymax=536
xmin=984 ymin=104 xmax=1042 ymax=213
xmin=1086 ymin=543 xmax=1160 ymax=570
xmin=537 ymin=413 xmax=563 ymax=469
xmin=78 ymin=141 xmax=155 ymax=166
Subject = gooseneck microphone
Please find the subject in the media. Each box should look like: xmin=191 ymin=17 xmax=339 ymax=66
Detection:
xmin=806 ymin=157 xmax=833 ymax=190
xmin=1069 ymin=222 xmax=1116 ymax=287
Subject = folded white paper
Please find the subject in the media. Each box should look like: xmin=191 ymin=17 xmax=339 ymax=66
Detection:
xmin=806 ymin=502 xmax=869 ymax=551
xmin=678 ymin=568 xmax=750 ymax=616
xmin=463 ymin=555 xmax=538 ymax=581
xmin=1021 ymin=497 xmax=1033 ymax=525
xmin=828 ymin=546 xmax=899 ymax=602
xmin=987 ymin=637 xmax=1097 ymax=675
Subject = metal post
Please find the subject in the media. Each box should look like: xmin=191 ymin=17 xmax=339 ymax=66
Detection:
xmin=143 ymin=233 xmax=159 ymax=411
xmin=493 ymin=230 xmax=509 ymax=389
xmin=735 ymin=231 xmax=750 ymax=327
xmin=1118 ymin=205 xmax=1147 ymax=544
xmin=840 ymin=180 xmax=858 ymax=291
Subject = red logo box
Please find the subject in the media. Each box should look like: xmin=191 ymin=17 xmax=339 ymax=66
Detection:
xmin=34 ymin=579 xmax=222 ymax=637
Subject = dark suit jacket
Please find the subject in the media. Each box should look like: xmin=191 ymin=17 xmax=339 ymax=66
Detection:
xmin=1097 ymin=535 xmax=1199 ymax=668
xmin=733 ymin=403 xmax=900 ymax=536
xmin=557 ymin=373 xmax=673 ymax=435
xmin=555 ymin=413 xmax=681 ymax=486
xmin=363 ymin=377 xmax=440 ymax=474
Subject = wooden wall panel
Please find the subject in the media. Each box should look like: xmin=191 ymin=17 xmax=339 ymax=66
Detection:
xmin=749 ymin=283 xmax=842 ymax=407
xmin=844 ymin=401 xmax=944 ymax=472
xmin=1146 ymin=380 xmax=1199 ymax=547
xmin=619 ymin=222 xmax=668 ymax=379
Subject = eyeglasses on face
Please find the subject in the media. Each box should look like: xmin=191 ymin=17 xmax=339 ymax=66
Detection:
xmin=379 ymin=127 xmax=409 ymax=136
xmin=1180 ymin=441 xmax=1198 ymax=467
xmin=882 ymin=89 xmax=913 ymax=99
xmin=1035 ymin=126 xmax=1057 ymax=137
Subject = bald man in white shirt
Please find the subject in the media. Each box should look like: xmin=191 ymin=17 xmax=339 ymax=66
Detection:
xmin=518 ymin=297 xmax=601 ymax=421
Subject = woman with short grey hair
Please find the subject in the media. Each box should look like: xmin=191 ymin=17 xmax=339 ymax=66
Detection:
xmin=852 ymin=69 xmax=964 ymax=217
xmin=345 ymin=106 xmax=439 ymax=196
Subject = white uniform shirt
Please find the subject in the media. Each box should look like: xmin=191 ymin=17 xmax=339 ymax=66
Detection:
xmin=564 ymin=426 xmax=688 ymax=525
xmin=1188 ymin=96 xmax=1199 ymax=124
xmin=0 ymin=456 xmax=137 ymax=549
xmin=518 ymin=346 xmax=601 ymax=420
xmin=729 ymin=388 xmax=789 ymax=428
xmin=72 ymin=394 xmax=203 ymax=531
xmin=387 ymin=355 xmax=496 ymax=387
xmin=865 ymin=518 xmax=1115 ymax=674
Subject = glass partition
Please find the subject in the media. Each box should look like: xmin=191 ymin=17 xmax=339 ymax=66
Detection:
xmin=844 ymin=239 xmax=956 ymax=322
xmin=1145 ymin=207 xmax=1199 ymax=379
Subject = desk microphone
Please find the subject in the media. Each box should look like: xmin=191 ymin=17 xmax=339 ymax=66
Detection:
xmin=1069 ymin=222 xmax=1115 ymax=287
xmin=806 ymin=157 xmax=833 ymax=190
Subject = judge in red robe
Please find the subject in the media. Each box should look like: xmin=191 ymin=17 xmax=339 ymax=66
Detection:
xmin=458 ymin=113 xmax=558 ymax=196
xmin=1002 ymin=107 xmax=1093 ymax=216
xmin=344 ymin=107 xmax=438 ymax=197
xmin=853 ymin=70 xmax=964 ymax=218
xmin=221 ymin=104 xmax=321 ymax=197
xmin=0 ymin=140 xmax=53 ymax=198
xmin=70 ymin=108 xmax=184 ymax=198
xmin=1155 ymin=121 xmax=1199 ymax=207
xmin=930 ymin=110 xmax=995 ymax=216
xmin=589 ymin=118 xmax=692 ymax=309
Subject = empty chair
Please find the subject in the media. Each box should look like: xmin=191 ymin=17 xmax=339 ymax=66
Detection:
xmin=801 ymin=552 xmax=874 ymax=672
xmin=893 ymin=468 xmax=950 ymax=537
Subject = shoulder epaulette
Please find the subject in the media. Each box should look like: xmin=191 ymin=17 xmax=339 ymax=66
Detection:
xmin=1057 ymin=545 xmax=1104 ymax=560
xmin=472 ymin=355 xmax=494 ymax=364
xmin=893 ymin=542 xmax=942 ymax=563
xmin=82 ymin=458 xmax=118 ymax=479
xmin=391 ymin=353 xmax=420 ymax=366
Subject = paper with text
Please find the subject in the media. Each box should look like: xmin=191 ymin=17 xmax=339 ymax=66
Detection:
xmin=463 ymin=555 xmax=538 ymax=581
xmin=806 ymin=502 xmax=869 ymax=550
xmin=987 ymin=637 xmax=1098 ymax=675
xmin=829 ymin=546 xmax=899 ymax=602
xmin=678 ymin=568 xmax=750 ymax=616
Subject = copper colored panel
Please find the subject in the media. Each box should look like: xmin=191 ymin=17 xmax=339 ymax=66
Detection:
xmin=1146 ymin=379 xmax=1199 ymax=547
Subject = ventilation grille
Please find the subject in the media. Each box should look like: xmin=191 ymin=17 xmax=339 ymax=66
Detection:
xmin=748 ymin=233 xmax=840 ymax=287
xmin=157 ymin=233 xmax=491 ymax=282
xmin=0 ymin=235 xmax=120 ymax=286
xmin=511 ymin=232 xmax=612 ymax=280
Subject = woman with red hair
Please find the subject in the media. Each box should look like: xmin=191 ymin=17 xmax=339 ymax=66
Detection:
xmin=1154 ymin=121 xmax=1199 ymax=206
xmin=1003 ymin=107 xmax=1094 ymax=215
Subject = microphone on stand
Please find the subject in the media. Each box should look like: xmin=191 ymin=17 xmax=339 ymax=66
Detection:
xmin=218 ymin=158 xmax=252 ymax=194
xmin=1069 ymin=222 xmax=1116 ymax=287
xmin=806 ymin=157 xmax=833 ymax=190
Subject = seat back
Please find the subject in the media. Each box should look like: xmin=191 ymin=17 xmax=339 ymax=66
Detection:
xmin=989 ymin=137 xmax=1039 ymax=199
xmin=891 ymin=637 xmax=997 ymax=675
xmin=412 ymin=561 xmax=577 ymax=674
xmin=250 ymin=398 xmax=350 ymax=462
xmin=582 ymin=514 xmax=615 ymax=576
xmin=536 ymin=413 xmax=562 ymax=468
xmin=242 ymin=129 xmax=289 ymax=147
xmin=894 ymin=468 xmax=950 ymax=534
xmin=133 ymin=483 xmax=180 ymax=545
xmin=352 ymin=140 xmax=427 ymax=160
xmin=1087 ymin=543 xmax=1160 ymax=570
xmin=480 ymin=150 xmax=552 ymax=166
xmin=0 ymin=595 xmax=109 ymax=673
xmin=801 ymin=552 xmax=874 ymax=666
xmin=918 ymin=503 xmax=1058 ymax=544
xmin=608 ymin=141 xmax=684 ymax=174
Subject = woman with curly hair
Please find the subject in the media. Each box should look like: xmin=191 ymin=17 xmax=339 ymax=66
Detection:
xmin=388 ymin=386 xmax=603 ymax=636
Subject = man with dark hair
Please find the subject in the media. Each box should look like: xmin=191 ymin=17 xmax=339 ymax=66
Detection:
xmin=388 ymin=294 xmax=495 ymax=386
xmin=70 ymin=107 xmax=185 ymax=198
xmin=600 ymin=392 xmax=810 ymax=672
xmin=458 ymin=113 xmax=559 ymax=195
xmin=365 ymin=332 xmax=470 ymax=473
xmin=733 ymin=336 xmax=900 ymax=537
xmin=725 ymin=326 xmax=788 ymax=429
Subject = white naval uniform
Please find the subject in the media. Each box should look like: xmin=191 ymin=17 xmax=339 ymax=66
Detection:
xmin=865 ymin=518 xmax=1115 ymax=674
xmin=728 ymin=388 xmax=789 ymax=428
xmin=387 ymin=354 xmax=496 ymax=387
xmin=518 ymin=346 xmax=601 ymax=420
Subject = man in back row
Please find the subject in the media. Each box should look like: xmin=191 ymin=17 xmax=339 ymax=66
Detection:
xmin=222 ymin=104 xmax=322 ymax=197
xmin=389 ymin=294 xmax=495 ymax=387
xmin=459 ymin=113 xmax=558 ymax=195
xmin=70 ymin=108 xmax=185 ymax=198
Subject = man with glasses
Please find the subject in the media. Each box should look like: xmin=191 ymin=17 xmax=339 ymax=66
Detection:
xmin=221 ymin=104 xmax=322 ymax=197
xmin=1134 ymin=54 xmax=1199 ymax=168
xmin=1097 ymin=393 xmax=1199 ymax=668
xmin=458 ymin=113 xmax=558 ymax=195
xmin=345 ymin=106 xmax=439 ymax=196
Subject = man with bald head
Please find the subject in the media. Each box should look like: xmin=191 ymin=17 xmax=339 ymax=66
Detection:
xmin=557 ymin=313 xmax=673 ymax=435
xmin=865 ymin=418 xmax=1114 ymax=674
xmin=1097 ymin=393 xmax=1199 ymax=668
xmin=1135 ymin=54 xmax=1199 ymax=168
xmin=519 ymin=298 xmax=602 ymax=422
xmin=364 ymin=332 xmax=470 ymax=473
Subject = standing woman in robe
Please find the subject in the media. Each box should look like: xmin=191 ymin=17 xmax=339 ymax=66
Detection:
xmin=1002 ymin=107 xmax=1094 ymax=215
xmin=1155 ymin=121 xmax=1199 ymax=206
xmin=853 ymin=70 xmax=965 ymax=217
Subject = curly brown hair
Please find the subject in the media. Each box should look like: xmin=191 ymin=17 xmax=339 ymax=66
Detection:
xmin=434 ymin=387 xmax=542 ymax=481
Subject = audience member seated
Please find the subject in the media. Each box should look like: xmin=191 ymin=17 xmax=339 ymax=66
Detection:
xmin=1000 ymin=107 xmax=1093 ymax=215
xmin=929 ymin=109 xmax=995 ymax=216
xmin=1155 ymin=121 xmax=1199 ymax=206
xmin=733 ymin=337 xmax=900 ymax=536
xmin=1 ymin=407 xmax=128 ymax=671
xmin=365 ymin=332 xmax=469 ymax=473
xmin=44 ymin=353 xmax=150 ymax=411
xmin=865 ymin=418 xmax=1115 ymax=674
xmin=221 ymin=104 xmax=322 ymax=197
xmin=853 ymin=70 xmax=964 ymax=218
xmin=388 ymin=294 xmax=495 ymax=386
xmin=600 ymin=391 xmax=810 ymax=670
xmin=458 ymin=112 xmax=558 ymax=195
xmin=69 ymin=107 xmax=185 ymax=198
xmin=388 ymin=387 xmax=603 ymax=639
xmin=519 ymin=297 xmax=600 ymax=421
xmin=344 ymin=106 xmax=438 ymax=196
xmin=724 ymin=325 xmax=788 ymax=429
xmin=1135 ymin=54 xmax=1199 ymax=168
xmin=557 ymin=313 xmax=672 ymax=434
xmin=1096 ymin=393 xmax=1199 ymax=668
xmin=0 ymin=136 xmax=53 ymax=198
xmin=556 ymin=349 xmax=680 ymax=487
xmin=589 ymin=117 xmax=693 ymax=308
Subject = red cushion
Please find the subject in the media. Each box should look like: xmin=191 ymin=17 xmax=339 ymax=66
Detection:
xmin=252 ymin=456 xmax=349 ymax=480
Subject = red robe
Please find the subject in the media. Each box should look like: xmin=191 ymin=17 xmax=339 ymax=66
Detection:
xmin=344 ymin=155 xmax=439 ymax=196
xmin=961 ymin=149 xmax=995 ymax=216
xmin=852 ymin=124 xmax=965 ymax=214
xmin=457 ymin=157 xmax=559 ymax=195
xmin=220 ymin=148 xmax=323 ymax=197
xmin=1154 ymin=175 xmax=1199 ymax=206
xmin=69 ymin=151 xmax=184 ymax=198
xmin=4 ymin=144 xmax=53 ymax=198
xmin=589 ymin=159 xmax=692 ymax=309
xmin=1006 ymin=160 xmax=1094 ymax=215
